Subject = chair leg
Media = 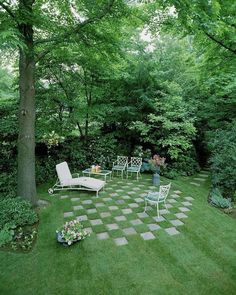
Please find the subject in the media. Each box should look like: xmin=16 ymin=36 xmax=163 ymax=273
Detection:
xmin=156 ymin=203 xmax=160 ymax=219
xmin=164 ymin=200 xmax=167 ymax=210
xmin=144 ymin=199 xmax=147 ymax=212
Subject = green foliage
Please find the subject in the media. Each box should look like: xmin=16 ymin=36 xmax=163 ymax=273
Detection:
xmin=0 ymin=224 xmax=15 ymax=247
xmin=11 ymin=227 xmax=37 ymax=251
xmin=209 ymin=188 xmax=232 ymax=209
xmin=208 ymin=123 xmax=236 ymax=199
xmin=0 ymin=197 xmax=38 ymax=231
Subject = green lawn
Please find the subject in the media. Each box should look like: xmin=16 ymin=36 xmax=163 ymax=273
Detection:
xmin=0 ymin=173 xmax=235 ymax=295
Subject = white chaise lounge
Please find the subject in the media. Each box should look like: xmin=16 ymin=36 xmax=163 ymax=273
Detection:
xmin=48 ymin=161 xmax=105 ymax=197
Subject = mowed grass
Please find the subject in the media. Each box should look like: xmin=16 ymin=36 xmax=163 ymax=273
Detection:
xmin=0 ymin=173 xmax=235 ymax=295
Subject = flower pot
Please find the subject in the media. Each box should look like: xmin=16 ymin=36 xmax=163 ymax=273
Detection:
xmin=152 ymin=173 xmax=160 ymax=186
xmin=56 ymin=232 xmax=80 ymax=247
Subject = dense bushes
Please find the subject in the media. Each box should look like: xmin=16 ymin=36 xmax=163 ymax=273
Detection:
xmin=209 ymin=188 xmax=232 ymax=209
xmin=0 ymin=197 xmax=38 ymax=249
xmin=0 ymin=197 xmax=38 ymax=230
xmin=208 ymin=123 xmax=236 ymax=200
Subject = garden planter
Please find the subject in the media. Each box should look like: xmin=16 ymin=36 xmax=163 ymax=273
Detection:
xmin=152 ymin=173 xmax=160 ymax=186
xmin=56 ymin=232 xmax=80 ymax=247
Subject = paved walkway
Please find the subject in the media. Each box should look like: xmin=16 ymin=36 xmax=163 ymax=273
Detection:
xmin=60 ymin=174 xmax=205 ymax=246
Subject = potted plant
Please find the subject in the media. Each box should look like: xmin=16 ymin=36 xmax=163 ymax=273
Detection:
xmin=149 ymin=154 xmax=166 ymax=186
xmin=56 ymin=219 xmax=89 ymax=246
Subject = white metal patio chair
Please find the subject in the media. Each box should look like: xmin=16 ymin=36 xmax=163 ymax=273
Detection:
xmin=48 ymin=161 xmax=105 ymax=197
xmin=112 ymin=156 xmax=128 ymax=179
xmin=144 ymin=183 xmax=171 ymax=218
xmin=126 ymin=157 xmax=142 ymax=180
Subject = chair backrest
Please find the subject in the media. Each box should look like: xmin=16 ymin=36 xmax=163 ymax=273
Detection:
xmin=56 ymin=162 xmax=72 ymax=186
xmin=158 ymin=183 xmax=171 ymax=201
xmin=117 ymin=156 xmax=128 ymax=166
xmin=131 ymin=157 xmax=142 ymax=167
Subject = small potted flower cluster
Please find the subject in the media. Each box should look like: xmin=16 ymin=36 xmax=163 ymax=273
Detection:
xmin=56 ymin=219 xmax=89 ymax=246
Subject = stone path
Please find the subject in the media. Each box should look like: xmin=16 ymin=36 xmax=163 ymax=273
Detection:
xmin=190 ymin=171 xmax=209 ymax=187
xmin=61 ymin=177 xmax=195 ymax=247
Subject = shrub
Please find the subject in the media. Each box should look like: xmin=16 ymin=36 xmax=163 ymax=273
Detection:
xmin=209 ymin=188 xmax=232 ymax=209
xmin=0 ymin=224 xmax=15 ymax=247
xmin=208 ymin=123 xmax=236 ymax=199
xmin=0 ymin=197 xmax=38 ymax=231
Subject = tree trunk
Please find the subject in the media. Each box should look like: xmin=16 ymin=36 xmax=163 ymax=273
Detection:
xmin=17 ymin=0 xmax=37 ymax=205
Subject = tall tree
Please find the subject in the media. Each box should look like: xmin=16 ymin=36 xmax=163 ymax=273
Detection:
xmin=0 ymin=0 xmax=128 ymax=204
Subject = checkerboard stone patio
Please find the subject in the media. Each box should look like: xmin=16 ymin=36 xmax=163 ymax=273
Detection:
xmin=61 ymin=177 xmax=195 ymax=246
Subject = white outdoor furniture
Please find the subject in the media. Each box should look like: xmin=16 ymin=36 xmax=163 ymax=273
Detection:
xmin=112 ymin=156 xmax=128 ymax=179
xmin=144 ymin=183 xmax=171 ymax=218
xmin=48 ymin=162 xmax=105 ymax=197
xmin=126 ymin=157 xmax=142 ymax=180
xmin=82 ymin=168 xmax=112 ymax=182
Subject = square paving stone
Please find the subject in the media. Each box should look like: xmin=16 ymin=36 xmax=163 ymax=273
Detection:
xmin=106 ymin=223 xmax=119 ymax=230
xmin=173 ymin=190 xmax=182 ymax=194
xmin=175 ymin=213 xmax=188 ymax=219
xmin=132 ymin=187 xmax=140 ymax=191
xmin=185 ymin=197 xmax=194 ymax=201
xmin=115 ymin=216 xmax=127 ymax=222
xmin=122 ymin=195 xmax=131 ymax=200
xmin=168 ymin=199 xmax=177 ymax=203
xmin=97 ymin=232 xmax=109 ymax=240
xmin=108 ymin=206 xmax=119 ymax=211
xmin=140 ymin=232 xmax=155 ymax=240
xmin=135 ymin=198 xmax=144 ymax=203
xmin=139 ymin=193 xmax=147 ymax=197
xmin=190 ymin=182 xmax=201 ymax=186
xmin=95 ymin=202 xmax=105 ymax=207
xmin=113 ymin=237 xmax=128 ymax=246
xmin=71 ymin=197 xmax=80 ymax=202
xmin=84 ymin=226 xmax=92 ymax=233
xmin=100 ymin=212 xmax=111 ymax=218
xmin=82 ymin=200 xmax=93 ymax=205
xmin=130 ymin=219 xmax=143 ymax=226
xmin=63 ymin=212 xmax=74 ymax=218
xmin=128 ymin=203 xmax=139 ymax=208
xmin=171 ymin=194 xmax=180 ymax=199
xmin=147 ymin=224 xmax=161 ymax=231
xmin=103 ymin=197 xmax=112 ymax=202
xmin=153 ymin=216 xmax=165 ymax=222
xmin=87 ymin=208 xmax=97 ymax=214
xmin=123 ymin=227 xmax=137 ymax=236
xmin=170 ymin=219 xmax=184 ymax=226
xmin=122 ymin=208 xmax=133 ymax=215
xmin=166 ymin=204 xmax=173 ymax=209
xmin=60 ymin=195 xmax=69 ymax=199
xmin=159 ymin=209 xmax=170 ymax=215
xmin=110 ymin=193 xmax=119 ymax=197
xmin=194 ymin=178 xmax=205 ymax=181
xmin=165 ymin=227 xmax=180 ymax=235
xmin=137 ymin=212 xmax=149 ymax=218
xmin=76 ymin=215 xmax=88 ymax=221
xmin=116 ymin=200 xmax=125 ymax=205
xmin=179 ymin=207 xmax=190 ymax=212
xmin=90 ymin=219 xmax=103 ymax=226
xmin=116 ymin=189 xmax=124 ymax=192
xmin=182 ymin=201 xmax=192 ymax=206
xmin=73 ymin=205 xmax=83 ymax=211
xmin=128 ymin=191 xmax=135 ymax=195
